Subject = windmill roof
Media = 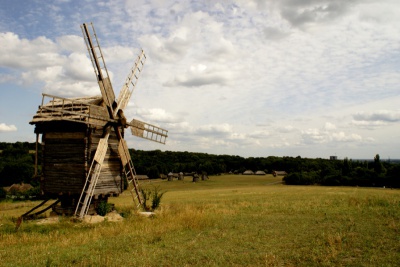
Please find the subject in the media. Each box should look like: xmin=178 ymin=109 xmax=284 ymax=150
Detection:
xmin=30 ymin=94 xmax=109 ymax=127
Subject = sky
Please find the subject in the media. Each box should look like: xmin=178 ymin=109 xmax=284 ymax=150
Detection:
xmin=0 ymin=0 xmax=399 ymax=160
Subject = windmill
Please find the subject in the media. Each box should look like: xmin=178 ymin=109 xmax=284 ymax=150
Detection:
xmin=29 ymin=23 xmax=168 ymax=219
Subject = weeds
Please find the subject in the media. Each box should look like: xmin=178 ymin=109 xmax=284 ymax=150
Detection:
xmin=151 ymin=186 xmax=165 ymax=210
xmin=96 ymin=201 xmax=113 ymax=216
xmin=140 ymin=186 xmax=166 ymax=211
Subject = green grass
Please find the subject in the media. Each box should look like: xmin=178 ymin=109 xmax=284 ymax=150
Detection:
xmin=1 ymin=174 xmax=399 ymax=266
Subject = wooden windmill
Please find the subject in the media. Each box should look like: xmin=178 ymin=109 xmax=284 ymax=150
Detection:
xmin=29 ymin=23 xmax=168 ymax=219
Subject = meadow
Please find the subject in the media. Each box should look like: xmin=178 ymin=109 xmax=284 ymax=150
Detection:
xmin=0 ymin=174 xmax=399 ymax=266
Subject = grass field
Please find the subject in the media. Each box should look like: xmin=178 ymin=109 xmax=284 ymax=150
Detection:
xmin=1 ymin=174 xmax=399 ymax=266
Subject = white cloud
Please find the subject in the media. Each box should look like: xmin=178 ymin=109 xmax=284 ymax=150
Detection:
xmin=136 ymin=107 xmax=179 ymax=124
xmin=351 ymin=120 xmax=387 ymax=129
xmin=56 ymin=35 xmax=85 ymax=53
xmin=324 ymin=122 xmax=336 ymax=130
xmin=331 ymin=132 xmax=362 ymax=142
xmin=353 ymin=110 xmax=400 ymax=123
xmin=0 ymin=73 xmax=15 ymax=83
xmin=277 ymin=125 xmax=296 ymax=133
xmin=196 ymin=123 xmax=233 ymax=136
xmin=164 ymin=64 xmax=232 ymax=87
xmin=300 ymin=123 xmax=366 ymax=145
xmin=0 ymin=32 xmax=60 ymax=69
xmin=0 ymin=123 xmax=17 ymax=132
xmin=351 ymin=110 xmax=400 ymax=130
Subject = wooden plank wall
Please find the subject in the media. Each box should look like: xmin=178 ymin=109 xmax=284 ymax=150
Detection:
xmin=42 ymin=131 xmax=87 ymax=195
xmin=40 ymin=122 xmax=123 ymax=197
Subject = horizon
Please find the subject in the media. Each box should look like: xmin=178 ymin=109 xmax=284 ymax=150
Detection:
xmin=2 ymin=140 xmax=399 ymax=163
xmin=1 ymin=1 xmax=399 ymax=159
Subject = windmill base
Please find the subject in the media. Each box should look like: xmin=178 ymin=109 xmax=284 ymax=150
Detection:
xmin=51 ymin=195 xmax=110 ymax=216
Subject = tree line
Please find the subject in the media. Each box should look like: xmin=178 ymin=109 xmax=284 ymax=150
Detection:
xmin=130 ymin=149 xmax=400 ymax=187
xmin=0 ymin=142 xmax=399 ymax=190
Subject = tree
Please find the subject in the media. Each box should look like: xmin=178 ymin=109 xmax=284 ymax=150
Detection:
xmin=374 ymin=154 xmax=385 ymax=175
xmin=342 ymin=157 xmax=352 ymax=176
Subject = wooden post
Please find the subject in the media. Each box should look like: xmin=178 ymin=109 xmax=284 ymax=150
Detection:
xmin=34 ymin=133 xmax=39 ymax=177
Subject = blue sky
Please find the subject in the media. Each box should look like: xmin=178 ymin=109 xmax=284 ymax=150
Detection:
xmin=1 ymin=0 xmax=400 ymax=159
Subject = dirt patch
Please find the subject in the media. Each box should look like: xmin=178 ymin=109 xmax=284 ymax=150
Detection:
xmin=36 ymin=217 xmax=60 ymax=225
xmin=83 ymin=215 xmax=104 ymax=223
xmin=138 ymin=211 xmax=155 ymax=217
xmin=33 ymin=211 xmax=124 ymax=225
xmin=105 ymin=211 xmax=123 ymax=222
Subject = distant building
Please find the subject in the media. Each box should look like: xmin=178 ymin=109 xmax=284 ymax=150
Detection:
xmin=330 ymin=156 xmax=338 ymax=160
xmin=272 ymin=171 xmax=287 ymax=177
xmin=7 ymin=183 xmax=33 ymax=194
xmin=136 ymin=175 xmax=149 ymax=180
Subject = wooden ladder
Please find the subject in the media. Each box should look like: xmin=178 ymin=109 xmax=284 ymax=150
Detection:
xmin=123 ymin=159 xmax=143 ymax=208
xmin=74 ymin=137 xmax=108 ymax=219
xmin=118 ymin=139 xmax=143 ymax=208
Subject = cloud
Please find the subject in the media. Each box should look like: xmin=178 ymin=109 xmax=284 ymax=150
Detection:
xmin=0 ymin=32 xmax=60 ymax=69
xmin=300 ymin=122 xmax=365 ymax=145
xmin=351 ymin=120 xmax=387 ymax=129
xmin=277 ymin=125 xmax=297 ymax=133
xmin=330 ymin=132 xmax=362 ymax=142
xmin=139 ymin=27 xmax=193 ymax=63
xmin=248 ymin=130 xmax=270 ymax=139
xmin=163 ymin=64 xmax=231 ymax=87
xmin=353 ymin=110 xmax=400 ymax=123
xmin=324 ymin=122 xmax=336 ymax=130
xmin=301 ymin=128 xmax=326 ymax=144
xmin=0 ymin=30 xmax=141 ymax=97
xmin=0 ymin=123 xmax=17 ymax=132
xmin=263 ymin=26 xmax=291 ymax=40
xmin=196 ymin=123 xmax=233 ymax=136
xmin=136 ymin=108 xmax=179 ymax=124
xmin=351 ymin=110 xmax=400 ymax=129
xmin=56 ymin=35 xmax=85 ymax=53
xmin=0 ymin=73 xmax=15 ymax=83
xmin=278 ymin=0 xmax=355 ymax=28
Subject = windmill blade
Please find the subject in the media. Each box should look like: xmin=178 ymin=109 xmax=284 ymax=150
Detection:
xmin=118 ymin=139 xmax=131 ymax=167
xmin=81 ymin=23 xmax=116 ymax=109
xmin=114 ymin=50 xmax=146 ymax=116
xmin=128 ymin=119 xmax=168 ymax=144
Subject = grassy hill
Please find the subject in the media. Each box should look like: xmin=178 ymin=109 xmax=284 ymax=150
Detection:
xmin=1 ymin=174 xmax=399 ymax=266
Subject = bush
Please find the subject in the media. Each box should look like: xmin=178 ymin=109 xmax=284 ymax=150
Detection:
xmin=283 ymin=171 xmax=319 ymax=185
xmin=151 ymin=186 xmax=165 ymax=210
xmin=320 ymin=174 xmax=342 ymax=186
xmin=0 ymin=187 xmax=6 ymax=199
xmin=140 ymin=186 xmax=166 ymax=211
xmin=96 ymin=201 xmax=113 ymax=216
xmin=140 ymin=188 xmax=151 ymax=211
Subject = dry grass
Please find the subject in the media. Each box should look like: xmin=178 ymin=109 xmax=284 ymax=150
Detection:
xmin=1 ymin=175 xmax=399 ymax=266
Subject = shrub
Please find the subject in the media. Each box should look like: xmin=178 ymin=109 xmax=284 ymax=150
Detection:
xmin=0 ymin=187 xmax=6 ymax=199
xmin=151 ymin=186 xmax=165 ymax=210
xmin=140 ymin=188 xmax=151 ymax=211
xmin=96 ymin=201 xmax=113 ymax=216
xmin=283 ymin=171 xmax=318 ymax=185
xmin=140 ymin=186 xmax=166 ymax=211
